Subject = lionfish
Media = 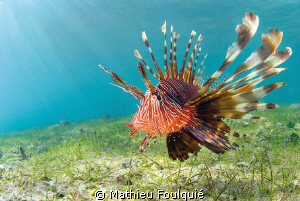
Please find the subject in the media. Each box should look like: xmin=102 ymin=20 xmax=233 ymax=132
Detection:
xmin=100 ymin=13 xmax=292 ymax=161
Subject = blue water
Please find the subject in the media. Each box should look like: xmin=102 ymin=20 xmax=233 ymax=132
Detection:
xmin=0 ymin=0 xmax=299 ymax=133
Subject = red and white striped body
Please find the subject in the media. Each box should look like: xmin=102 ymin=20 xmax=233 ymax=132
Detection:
xmin=128 ymin=79 xmax=198 ymax=137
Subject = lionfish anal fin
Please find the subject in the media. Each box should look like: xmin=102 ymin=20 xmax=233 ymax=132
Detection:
xmin=166 ymin=131 xmax=200 ymax=162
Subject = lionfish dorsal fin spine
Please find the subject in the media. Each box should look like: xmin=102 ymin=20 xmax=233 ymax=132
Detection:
xmin=142 ymin=31 xmax=165 ymax=80
xmin=173 ymin=32 xmax=180 ymax=77
xmin=179 ymin=30 xmax=196 ymax=80
xmin=194 ymin=54 xmax=207 ymax=85
xmin=188 ymin=13 xmax=259 ymax=104
xmin=184 ymin=34 xmax=202 ymax=83
xmin=134 ymin=50 xmax=159 ymax=80
xmin=145 ymin=79 xmax=156 ymax=94
xmin=161 ymin=21 xmax=169 ymax=78
xmin=198 ymin=66 xmax=206 ymax=86
xmin=169 ymin=25 xmax=174 ymax=78
xmin=110 ymin=83 xmax=141 ymax=99
xmin=116 ymin=82 xmax=144 ymax=99
xmin=99 ymin=64 xmax=111 ymax=75
xmin=190 ymin=47 xmax=202 ymax=84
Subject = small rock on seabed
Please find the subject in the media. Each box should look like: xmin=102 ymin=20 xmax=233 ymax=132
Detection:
xmin=294 ymin=123 xmax=300 ymax=130
xmin=289 ymin=103 xmax=300 ymax=110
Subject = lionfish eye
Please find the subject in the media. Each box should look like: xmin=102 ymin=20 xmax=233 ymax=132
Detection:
xmin=157 ymin=94 xmax=161 ymax=101
xmin=154 ymin=92 xmax=161 ymax=101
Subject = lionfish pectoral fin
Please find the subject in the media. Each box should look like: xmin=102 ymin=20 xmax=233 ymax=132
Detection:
xmin=193 ymin=82 xmax=285 ymax=121
xmin=255 ymin=47 xmax=292 ymax=72
xmin=189 ymin=13 xmax=259 ymax=104
xmin=166 ymin=131 xmax=201 ymax=162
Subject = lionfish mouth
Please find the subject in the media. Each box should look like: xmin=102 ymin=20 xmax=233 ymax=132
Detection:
xmin=100 ymin=13 xmax=292 ymax=162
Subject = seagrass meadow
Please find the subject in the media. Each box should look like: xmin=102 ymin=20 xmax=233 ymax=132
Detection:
xmin=0 ymin=0 xmax=300 ymax=201
xmin=0 ymin=106 xmax=299 ymax=200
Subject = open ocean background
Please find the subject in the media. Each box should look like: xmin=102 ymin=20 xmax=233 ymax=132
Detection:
xmin=0 ymin=0 xmax=299 ymax=133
